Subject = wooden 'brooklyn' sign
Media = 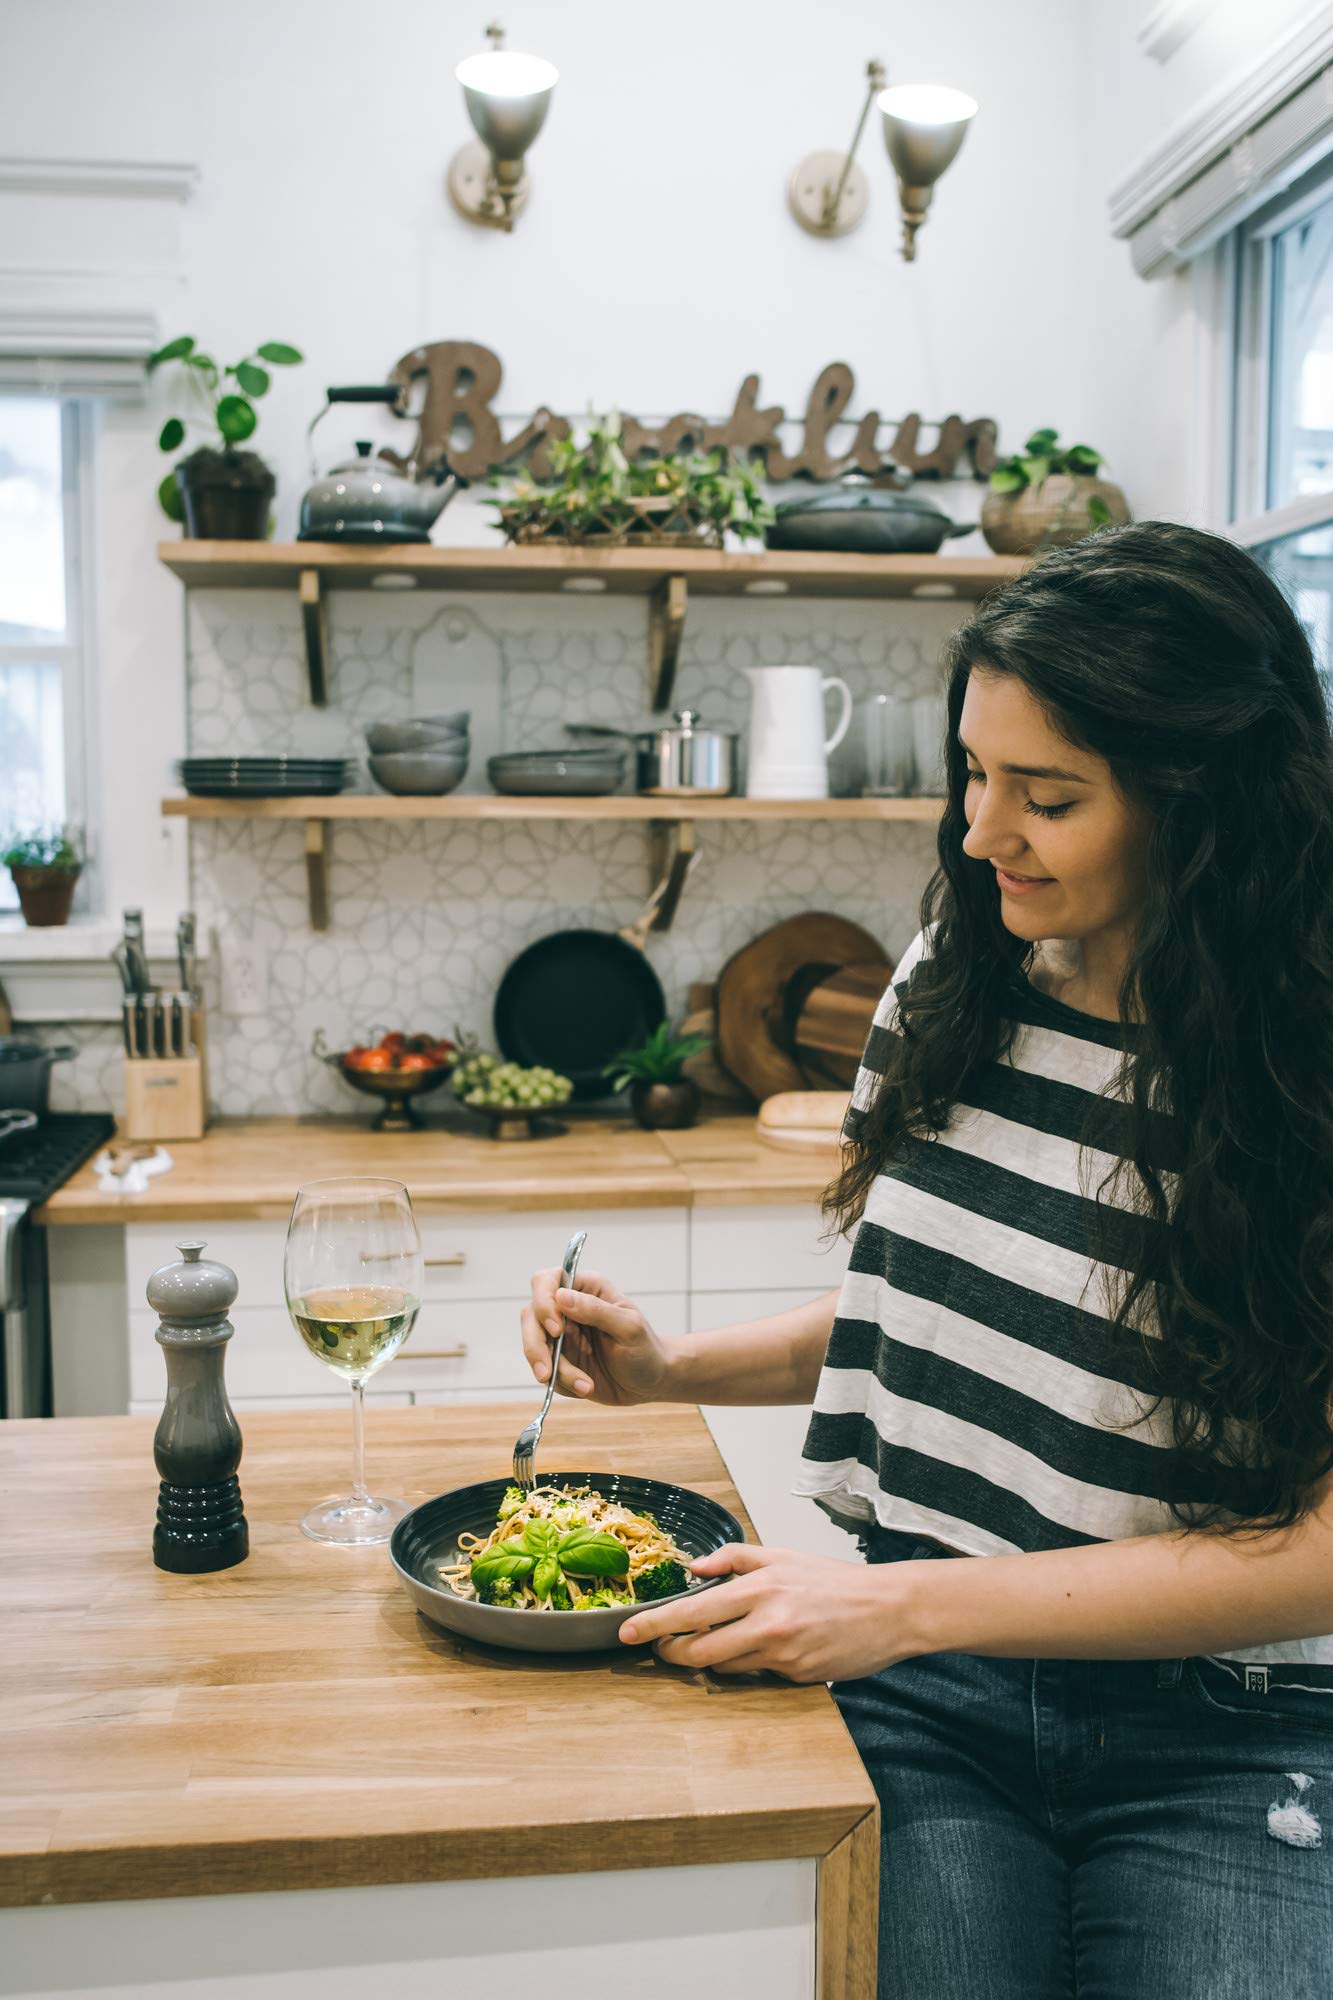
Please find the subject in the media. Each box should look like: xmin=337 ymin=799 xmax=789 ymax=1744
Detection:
xmin=383 ymin=340 xmax=999 ymax=486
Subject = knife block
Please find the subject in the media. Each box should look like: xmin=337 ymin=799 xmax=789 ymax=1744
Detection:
xmin=123 ymin=1014 xmax=209 ymax=1143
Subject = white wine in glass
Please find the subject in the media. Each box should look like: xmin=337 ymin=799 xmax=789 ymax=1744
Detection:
xmin=284 ymin=1176 xmax=423 ymax=1544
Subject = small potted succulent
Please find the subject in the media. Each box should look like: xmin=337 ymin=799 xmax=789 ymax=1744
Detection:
xmin=604 ymin=1022 xmax=711 ymax=1130
xmin=2 ymin=826 xmax=84 ymax=927
xmin=981 ymin=428 xmax=1130 ymax=555
xmin=148 ymin=334 xmax=304 ymax=539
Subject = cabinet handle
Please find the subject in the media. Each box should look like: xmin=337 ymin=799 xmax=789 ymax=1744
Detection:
xmin=424 ymin=1252 xmax=467 ymax=1268
xmin=402 ymin=1344 xmax=469 ymax=1360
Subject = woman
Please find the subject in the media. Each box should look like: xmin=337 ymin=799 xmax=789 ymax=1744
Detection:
xmin=521 ymin=521 xmax=1333 ymax=1996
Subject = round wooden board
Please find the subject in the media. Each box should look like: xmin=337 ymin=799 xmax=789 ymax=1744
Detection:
xmin=715 ymin=911 xmax=886 ymax=1102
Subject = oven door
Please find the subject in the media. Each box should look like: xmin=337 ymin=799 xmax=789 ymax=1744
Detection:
xmin=0 ymin=1200 xmax=51 ymax=1419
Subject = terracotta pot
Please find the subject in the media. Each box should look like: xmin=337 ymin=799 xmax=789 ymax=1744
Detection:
xmin=980 ymin=473 xmax=1130 ymax=556
xmin=175 ymin=447 xmax=275 ymax=540
xmin=629 ymin=1077 xmax=700 ymax=1130
xmin=9 ymin=864 xmax=80 ymax=927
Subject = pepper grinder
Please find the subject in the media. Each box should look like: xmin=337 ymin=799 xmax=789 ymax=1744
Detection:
xmin=147 ymin=1240 xmax=249 ymax=1573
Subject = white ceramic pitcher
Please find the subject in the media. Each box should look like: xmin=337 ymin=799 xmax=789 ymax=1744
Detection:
xmin=743 ymin=665 xmax=854 ymax=799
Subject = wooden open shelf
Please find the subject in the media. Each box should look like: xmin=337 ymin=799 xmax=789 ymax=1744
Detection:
xmin=158 ymin=540 xmax=1021 ymax=709
xmin=159 ymin=541 xmax=1020 ymax=597
xmin=161 ymin=793 xmax=944 ymax=822
xmin=161 ymin=791 xmax=944 ymax=932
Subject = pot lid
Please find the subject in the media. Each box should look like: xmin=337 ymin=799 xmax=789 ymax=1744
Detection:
xmin=667 ymin=707 xmax=737 ymax=737
xmin=324 ymin=441 xmax=408 ymax=479
xmin=772 ymin=488 xmax=954 ymax=525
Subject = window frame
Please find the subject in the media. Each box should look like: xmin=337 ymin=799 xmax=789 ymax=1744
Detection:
xmin=1229 ymin=152 xmax=1333 ymax=542
xmin=0 ymin=395 xmax=99 ymax=915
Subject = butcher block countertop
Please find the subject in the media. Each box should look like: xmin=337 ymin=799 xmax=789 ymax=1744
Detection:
xmin=0 ymin=1402 xmax=877 ymax=1914
xmin=35 ymin=1111 xmax=843 ymax=1225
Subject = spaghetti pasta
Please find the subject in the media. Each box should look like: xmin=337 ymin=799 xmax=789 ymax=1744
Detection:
xmin=437 ymin=1482 xmax=695 ymax=1611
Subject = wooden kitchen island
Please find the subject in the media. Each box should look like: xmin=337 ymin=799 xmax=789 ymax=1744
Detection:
xmin=0 ymin=1400 xmax=878 ymax=2000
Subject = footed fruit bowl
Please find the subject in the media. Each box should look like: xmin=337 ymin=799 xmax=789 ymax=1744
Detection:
xmin=313 ymin=1028 xmax=456 ymax=1131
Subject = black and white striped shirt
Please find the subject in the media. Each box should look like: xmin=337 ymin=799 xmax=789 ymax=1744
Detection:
xmin=794 ymin=923 xmax=1333 ymax=1667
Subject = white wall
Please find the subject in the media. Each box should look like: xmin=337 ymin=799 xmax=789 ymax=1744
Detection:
xmin=1 ymin=0 xmax=1250 ymax=953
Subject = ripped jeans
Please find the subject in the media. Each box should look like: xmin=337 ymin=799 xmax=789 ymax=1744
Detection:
xmin=829 ymin=1525 xmax=1333 ymax=2000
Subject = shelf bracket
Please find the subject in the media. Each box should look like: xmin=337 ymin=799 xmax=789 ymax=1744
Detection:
xmin=645 ymin=817 xmax=698 ymax=934
xmin=648 ymin=574 xmax=687 ymax=713
xmin=299 ymin=569 xmax=328 ymax=706
xmin=304 ymin=818 xmax=330 ymax=931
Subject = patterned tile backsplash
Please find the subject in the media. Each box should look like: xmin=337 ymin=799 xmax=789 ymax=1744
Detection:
xmin=45 ymin=586 xmax=963 ymax=1117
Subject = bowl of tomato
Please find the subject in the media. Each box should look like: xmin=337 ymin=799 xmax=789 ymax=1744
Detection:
xmin=312 ymin=1028 xmax=457 ymax=1131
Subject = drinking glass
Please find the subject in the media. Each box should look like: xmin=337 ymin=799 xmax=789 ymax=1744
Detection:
xmin=911 ymin=692 xmax=949 ymax=795
xmin=857 ymin=694 xmax=915 ymax=796
xmin=284 ymin=1176 xmax=423 ymax=1544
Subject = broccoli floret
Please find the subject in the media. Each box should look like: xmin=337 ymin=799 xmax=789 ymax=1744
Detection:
xmin=635 ymin=1508 xmax=660 ymax=1530
xmin=578 ymin=1587 xmax=634 ymax=1610
xmin=632 ymin=1558 xmax=690 ymax=1602
xmin=496 ymin=1485 xmax=527 ymax=1520
xmin=476 ymin=1573 xmax=520 ymax=1606
xmin=548 ymin=1578 xmax=573 ymax=1611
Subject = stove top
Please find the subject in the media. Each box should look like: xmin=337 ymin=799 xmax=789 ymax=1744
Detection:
xmin=0 ymin=1112 xmax=115 ymax=1204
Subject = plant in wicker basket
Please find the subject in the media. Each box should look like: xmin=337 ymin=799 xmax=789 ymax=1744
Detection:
xmin=491 ymin=414 xmax=772 ymax=549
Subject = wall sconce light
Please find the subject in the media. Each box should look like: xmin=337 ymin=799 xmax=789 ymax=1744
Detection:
xmin=448 ymin=22 xmax=558 ymax=232
xmin=788 ymin=59 xmax=977 ymax=260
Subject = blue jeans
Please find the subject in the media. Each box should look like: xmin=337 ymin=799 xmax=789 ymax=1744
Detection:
xmin=829 ymin=1524 xmax=1333 ymax=2000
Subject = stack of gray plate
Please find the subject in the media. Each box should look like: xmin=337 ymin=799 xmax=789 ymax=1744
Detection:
xmin=487 ymin=748 xmax=627 ymax=797
xmin=179 ymin=757 xmax=354 ymax=798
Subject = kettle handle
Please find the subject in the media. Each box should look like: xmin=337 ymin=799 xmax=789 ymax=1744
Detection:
xmin=326 ymin=386 xmax=402 ymax=403
xmin=305 ymin=386 xmax=403 ymax=477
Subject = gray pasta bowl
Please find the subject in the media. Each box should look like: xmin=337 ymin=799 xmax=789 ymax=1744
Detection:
xmin=368 ymin=749 xmax=470 ymax=796
xmin=390 ymin=1470 xmax=745 ymax=1654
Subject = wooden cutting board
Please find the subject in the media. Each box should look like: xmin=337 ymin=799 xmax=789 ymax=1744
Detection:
xmin=715 ymin=912 xmax=885 ymax=1102
xmin=793 ymin=960 xmax=891 ymax=1087
xmin=755 ymin=1089 xmax=851 ymax=1150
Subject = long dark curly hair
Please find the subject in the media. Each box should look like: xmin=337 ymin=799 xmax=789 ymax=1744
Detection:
xmin=822 ymin=520 xmax=1333 ymax=1536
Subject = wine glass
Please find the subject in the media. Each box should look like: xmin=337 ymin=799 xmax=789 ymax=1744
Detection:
xmin=284 ymin=1176 xmax=423 ymax=1544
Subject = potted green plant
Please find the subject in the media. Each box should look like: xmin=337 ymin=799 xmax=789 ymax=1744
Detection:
xmin=3 ymin=826 xmax=84 ymax=927
xmin=604 ymin=1021 xmax=711 ymax=1130
xmin=980 ymin=428 xmax=1130 ymax=555
xmin=148 ymin=335 xmax=304 ymax=539
xmin=492 ymin=414 xmax=773 ymax=549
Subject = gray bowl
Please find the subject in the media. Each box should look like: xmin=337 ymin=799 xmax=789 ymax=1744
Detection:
xmin=488 ymin=752 xmax=626 ymax=797
xmin=389 ymin=1470 xmax=744 ymax=1655
xmin=368 ymin=749 xmax=469 ymax=796
xmin=416 ymin=710 xmax=470 ymax=732
xmin=365 ymin=720 xmax=469 ymax=756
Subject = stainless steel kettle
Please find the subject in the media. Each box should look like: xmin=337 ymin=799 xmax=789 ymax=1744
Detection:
xmin=298 ymin=385 xmax=466 ymax=543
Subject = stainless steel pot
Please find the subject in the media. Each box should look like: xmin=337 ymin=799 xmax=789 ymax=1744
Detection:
xmin=567 ymin=710 xmax=737 ymax=796
xmin=0 ymin=1038 xmax=75 ymax=1112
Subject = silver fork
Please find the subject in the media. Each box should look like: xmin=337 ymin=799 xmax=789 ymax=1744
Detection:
xmin=512 ymin=1228 xmax=587 ymax=1489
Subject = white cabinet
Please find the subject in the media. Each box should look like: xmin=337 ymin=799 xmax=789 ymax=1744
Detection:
xmin=689 ymin=1204 xmax=851 ymax=1293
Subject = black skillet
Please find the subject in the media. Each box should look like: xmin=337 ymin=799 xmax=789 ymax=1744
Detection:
xmin=493 ymin=843 xmax=694 ymax=1098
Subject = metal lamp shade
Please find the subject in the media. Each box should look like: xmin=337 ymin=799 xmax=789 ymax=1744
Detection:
xmin=878 ymin=84 xmax=976 ymax=189
xmin=457 ymin=49 xmax=557 ymax=162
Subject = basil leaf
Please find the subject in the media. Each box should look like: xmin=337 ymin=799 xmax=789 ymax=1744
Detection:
xmin=533 ymin=1555 xmax=561 ymax=1599
xmin=470 ymin=1548 xmax=535 ymax=1584
xmin=557 ymin=1529 xmax=630 ymax=1577
xmin=520 ymin=1519 xmax=560 ymax=1557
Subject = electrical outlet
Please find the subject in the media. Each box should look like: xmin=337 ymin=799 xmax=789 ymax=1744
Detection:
xmin=223 ymin=939 xmax=268 ymax=1016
